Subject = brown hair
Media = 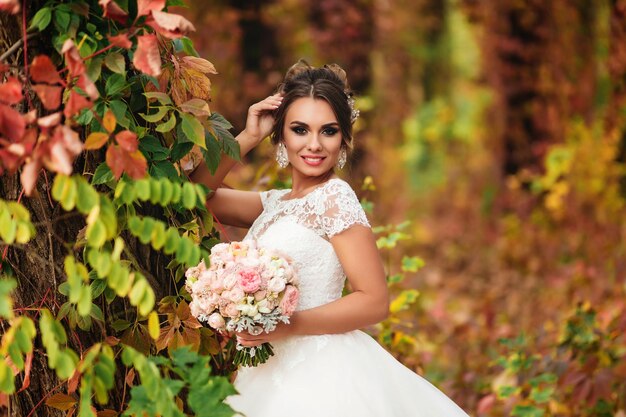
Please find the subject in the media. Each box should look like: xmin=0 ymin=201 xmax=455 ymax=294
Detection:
xmin=270 ymin=60 xmax=355 ymax=150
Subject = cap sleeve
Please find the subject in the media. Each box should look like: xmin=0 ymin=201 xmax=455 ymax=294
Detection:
xmin=321 ymin=180 xmax=371 ymax=239
xmin=259 ymin=189 xmax=287 ymax=210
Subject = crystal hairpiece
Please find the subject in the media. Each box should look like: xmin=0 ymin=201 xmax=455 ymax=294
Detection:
xmin=347 ymin=94 xmax=360 ymax=123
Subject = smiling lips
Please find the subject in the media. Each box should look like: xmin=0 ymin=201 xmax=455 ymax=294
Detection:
xmin=301 ymin=155 xmax=326 ymax=166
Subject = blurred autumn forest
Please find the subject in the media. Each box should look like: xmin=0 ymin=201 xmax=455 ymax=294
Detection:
xmin=181 ymin=0 xmax=626 ymax=415
xmin=0 ymin=0 xmax=625 ymax=416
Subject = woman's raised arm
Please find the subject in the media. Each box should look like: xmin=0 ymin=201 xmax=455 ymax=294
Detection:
xmin=189 ymin=94 xmax=282 ymax=227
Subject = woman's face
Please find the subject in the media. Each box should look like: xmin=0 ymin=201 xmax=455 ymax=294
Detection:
xmin=281 ymin=97 xmax=343 ymax=180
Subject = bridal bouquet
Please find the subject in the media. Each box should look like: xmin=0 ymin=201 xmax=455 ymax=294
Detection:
xmin=185 ymin=240 xmax=299 ymax=367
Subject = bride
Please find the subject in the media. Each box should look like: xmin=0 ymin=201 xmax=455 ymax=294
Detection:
xmin=190 ymin=60 xmax=470 ymax=417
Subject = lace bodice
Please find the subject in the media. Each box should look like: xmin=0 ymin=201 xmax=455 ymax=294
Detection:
xmin=244 ymin=178 xmax=370 ymax=311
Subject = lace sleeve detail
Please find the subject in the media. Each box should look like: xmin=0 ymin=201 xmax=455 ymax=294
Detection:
xmin=320 ymin=180 xmax=371 ymax=239
xmin=259 ymin=189 xmax=286 ymax=210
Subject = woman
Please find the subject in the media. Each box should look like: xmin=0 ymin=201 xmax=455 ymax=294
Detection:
xmin=190 ymin=60 xmax=470 ymax=417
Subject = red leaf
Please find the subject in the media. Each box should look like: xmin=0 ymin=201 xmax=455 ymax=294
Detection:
xmin=147 ymin=10 xmax=196 ymax=39
xmin=30 ymin=55 xmax=62 ymax=85
xmin=137 ymin=0 xmax=165 ymax=16
xmin=41 ymin=125 xmax=83 ymax=175
xmin=37 ymin=112 xmax=62 ymax=129
xmin=76 ymin=73 xmax=99 ymax=100
xmin=33 ymin=84 xmax=62 ymax=110
xmin=0 ymin=0 xmax=20 ymax=14
xmin=20 ymin=159 xmax=41 ymax=196
xmin=17 ymin=352 xmax=33 ymax=393
xmin=61 ymin=40 xmax=85 ymax=78
xmin=133 ymin=34 xmax=161 ymax=77
xmin=0 ymin=77 xmax=23 ymax=105
xmin=0 ymin=103 xmax=26 ymax=142
xmin=108 ymin=33 xmax=132 ymax=49
xmin=98 ymin=0 xmax=128 ymax=24
xmin=106 ymin=145 xmax=147 ymax=180
xmin=115 ymin=130 xmax=137 ymax=152
xmin=64 ymin=90 xmax=91 ymax=119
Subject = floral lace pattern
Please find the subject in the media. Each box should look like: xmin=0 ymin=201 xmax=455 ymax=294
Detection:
xmin=238 ymin=178 xmax=370 ymax=380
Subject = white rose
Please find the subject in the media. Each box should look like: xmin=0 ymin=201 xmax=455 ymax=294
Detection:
xmin=267 ymin=277 xmax=286 ymax=293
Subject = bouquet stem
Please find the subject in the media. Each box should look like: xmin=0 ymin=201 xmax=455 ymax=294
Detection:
xmin=233 ymin=342 xmax=275 ymax=367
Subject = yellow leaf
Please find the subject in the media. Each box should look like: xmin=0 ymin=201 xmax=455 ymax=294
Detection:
xmin=147 ymin=311 xmax=160 ymax=340
xmin=84 ymin=132 xmax=109 ymax=150
xmin=103 ymin=110 xmax=116 ymax=133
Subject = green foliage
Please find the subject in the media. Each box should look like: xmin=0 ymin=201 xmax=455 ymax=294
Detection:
xmin=122 ymin=346 xmax=236 ymax=417
xmin=1 ymin=0 xmax=238 ymax=414
xmin=0 ymin=200 xmax=36 ymax=245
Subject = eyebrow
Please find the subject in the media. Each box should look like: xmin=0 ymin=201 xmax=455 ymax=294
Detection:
xmin=289 ymin=121 xmax=339 ymax=128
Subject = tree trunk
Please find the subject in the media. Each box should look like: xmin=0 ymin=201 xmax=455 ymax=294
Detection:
xmin=476 ymin=0 xmax=598 ymax=178
xmin=0 ymin=8 xmax=173 ymax=417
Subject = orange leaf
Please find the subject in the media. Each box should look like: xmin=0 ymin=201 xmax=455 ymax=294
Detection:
xmin=180 ymin=98 xmax=211 ymax=117
xmin=85 ymin=132 xmax=109 ymax=150
xmin=67 ymin=369 xmax=80 ymax=394
xmin=133 ymin=34 xmax=161 ymax=77
xmin=181 ymin=56 xmax=217 ymax=75
xmin=170 ymin=77 xmax=187 ymax=106
xmin=98 ymin=0 xmax=128 ymax=24
xmin=181 ymin=68 xmax=211 ymax=100
xmin=137 ymin=0 xmax=164 ymax=16
xmin=108 ymin=33 xmax=132 ymax=49
xmin=125 ymin=368 xmax=135 ymax=387
xmin=64 ymin=90 xmax=91 ymax=119
xmin=115 ymin=130 xmax=137 ymax=152
xmin=0 ymin=77 xmax=23 ymax=105
xmin=97 ymin=410 xmax=119 ymax=417
xmin=103 ymin=110 xmax=116 ymax=133
xmin=147 ymin=10 xmax=196 ymax=39
xmin=45 ymin=393 xmax=77 ymax=411
xmin=30 ymin=55 xmax=62 ymax=85
xmin=33 ymin=84 xmax=62 ymax=110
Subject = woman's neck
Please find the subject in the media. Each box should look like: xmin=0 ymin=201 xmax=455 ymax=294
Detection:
xmin=289 ymin=170 xmax=336 ymax=198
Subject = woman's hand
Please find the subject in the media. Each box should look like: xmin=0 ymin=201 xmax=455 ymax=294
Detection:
xmin=242 ymin=94 xmax=283 ymax=146
xmin=236 ymin=321 xmax=292 ymax=347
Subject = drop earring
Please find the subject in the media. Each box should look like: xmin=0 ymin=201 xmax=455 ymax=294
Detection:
xmin=276 ymin=142 xmax=289 ymax=168
xmin=337 ymin=148 xmax=347 ymax=169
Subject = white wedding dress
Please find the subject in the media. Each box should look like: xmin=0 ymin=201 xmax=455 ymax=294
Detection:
xmin=227 ymin=178 xmax=470 ymax=417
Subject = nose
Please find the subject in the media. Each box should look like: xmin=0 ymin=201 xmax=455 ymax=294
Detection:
xmin=306 ymin=133 xmax=322 ymax=151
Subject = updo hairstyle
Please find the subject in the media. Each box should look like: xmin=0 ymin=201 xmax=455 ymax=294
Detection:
xmin=270 ymin=60 xmax=356 ymax=151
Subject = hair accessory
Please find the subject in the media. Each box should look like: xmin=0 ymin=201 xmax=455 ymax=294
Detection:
xmin=347 ymin=95 xmax=360 ymax=123
xmin=276 ymin=142 xmax=289 ymax=169
xmin=337 ymin=148 xmax=347 ymax=169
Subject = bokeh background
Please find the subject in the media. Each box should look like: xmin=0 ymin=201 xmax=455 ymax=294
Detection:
xmin=178 ymin=1 xmax=626 ymax=415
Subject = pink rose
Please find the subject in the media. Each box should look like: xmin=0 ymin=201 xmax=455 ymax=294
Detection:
xmin=238 ymin=268 xmax=262 ymax=293
xmin=279 ymin=285 xmax=299 ymax=317
xmin=189 ymin=301 xmax=201 ymax=318
xmin=221 ymin=302 xmax=239 ymax=318
xmin=253 ymin=290 xmax=267 ymax=301
xmin=207 ymin=312 xmax=226 ymax=329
